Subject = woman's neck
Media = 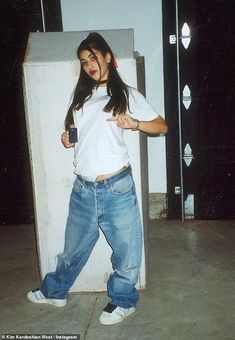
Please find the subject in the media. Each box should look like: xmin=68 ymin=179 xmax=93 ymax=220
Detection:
xmin=97 ymin=79 xmax=107 ymax=87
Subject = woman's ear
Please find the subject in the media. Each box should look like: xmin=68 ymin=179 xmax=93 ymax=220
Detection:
xmin=105 ymin=53 xmax=112 ymax=63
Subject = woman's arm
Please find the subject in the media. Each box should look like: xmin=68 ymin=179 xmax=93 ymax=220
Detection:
xmin=107 ymin=114 xmax=168 ymax=135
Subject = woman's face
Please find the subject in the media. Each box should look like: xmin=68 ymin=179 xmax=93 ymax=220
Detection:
xmin=79 ymin=48 xmax=111 ymax=82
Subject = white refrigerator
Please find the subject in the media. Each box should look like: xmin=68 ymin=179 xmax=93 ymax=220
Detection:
xmin=23 ymin=29 xmax=149 ymax=292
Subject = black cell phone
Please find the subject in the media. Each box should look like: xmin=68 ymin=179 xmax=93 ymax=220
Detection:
xmin=69 ymin=128 xmax=78 ymax=143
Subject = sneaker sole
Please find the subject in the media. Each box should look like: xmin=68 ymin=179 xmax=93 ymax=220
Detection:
xmin=27 ymin=293 xmax=67 ymax=307
xmin=99 ymin=308 xmax=136 ymax=326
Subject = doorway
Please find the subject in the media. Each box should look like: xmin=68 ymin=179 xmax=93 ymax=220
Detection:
xmin=162 ymin=0 xmax=235 ymax=220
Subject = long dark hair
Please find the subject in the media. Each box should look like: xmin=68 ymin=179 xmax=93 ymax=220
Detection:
xmin=65 ymin=32 xmax=130 ymax=130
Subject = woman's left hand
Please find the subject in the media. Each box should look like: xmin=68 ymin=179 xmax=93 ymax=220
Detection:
xmin=107 ymin=114 xmax=168 ymax=135
xmin=106 ymin=114 xmax=138 ymax=130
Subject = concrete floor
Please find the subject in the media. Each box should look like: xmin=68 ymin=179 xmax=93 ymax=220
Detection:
xmin=0 ymin=219 xmax=235 ymax=340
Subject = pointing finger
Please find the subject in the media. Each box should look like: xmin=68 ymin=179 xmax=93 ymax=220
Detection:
xmin=106 ymin=117 xmax=118 ymax=121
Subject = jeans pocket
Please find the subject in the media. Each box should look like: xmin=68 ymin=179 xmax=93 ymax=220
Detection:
xmin=109 ymin=174 xmax=133 ymax=195
xmin=73 ymin=177 xmax=84 ymax=193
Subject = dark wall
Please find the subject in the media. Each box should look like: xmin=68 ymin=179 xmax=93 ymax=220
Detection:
xmin=0 ymin=0 xmax=62 ymax=225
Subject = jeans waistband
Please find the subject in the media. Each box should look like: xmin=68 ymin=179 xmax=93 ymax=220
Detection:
xmin=77 ymin=165 xmax=132 ymax=187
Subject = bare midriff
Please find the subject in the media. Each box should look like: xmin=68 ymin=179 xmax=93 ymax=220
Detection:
xmin=95 ymin=166 xmax=126 ymax=181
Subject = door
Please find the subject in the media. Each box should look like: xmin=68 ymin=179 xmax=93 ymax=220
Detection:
xmin=163 ymin=0 xmax=235 ymax=220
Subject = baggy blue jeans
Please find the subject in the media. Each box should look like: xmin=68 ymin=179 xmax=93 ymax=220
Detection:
xmin=40 ymin=165 xmax=142 ymax=308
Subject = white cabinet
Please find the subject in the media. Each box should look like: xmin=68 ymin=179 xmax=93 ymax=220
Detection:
xmin=23 ymin=30 xmax=148 ymax=292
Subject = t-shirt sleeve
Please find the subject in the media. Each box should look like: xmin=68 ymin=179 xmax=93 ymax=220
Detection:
xmin=128 ymin=87 xmax=160 ymax=121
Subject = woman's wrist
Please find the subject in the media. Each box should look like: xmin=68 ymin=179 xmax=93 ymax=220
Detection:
xmin=131 ymin=119 xmax=140 ymax=131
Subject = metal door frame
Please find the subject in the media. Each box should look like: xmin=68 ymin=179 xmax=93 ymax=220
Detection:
xmin=163 ymin=0 xmax=196 ymax=221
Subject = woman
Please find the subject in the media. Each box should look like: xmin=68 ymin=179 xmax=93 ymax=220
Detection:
xmin=27 ymin=32 xmax=168 ymax=325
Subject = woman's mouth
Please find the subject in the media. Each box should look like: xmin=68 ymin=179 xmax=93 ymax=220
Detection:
xmin=89 ymin=70 xmax=97 ymax=77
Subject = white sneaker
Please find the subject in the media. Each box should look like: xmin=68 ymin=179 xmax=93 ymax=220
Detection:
xmin=99 ymin=303 xmax=136 ymax=325
xmin=27 ymin=288 xmax=67 ymax=307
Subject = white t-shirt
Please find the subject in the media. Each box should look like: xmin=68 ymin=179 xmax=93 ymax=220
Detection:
xmin=73 ymin=86 xmax=159 ymax=177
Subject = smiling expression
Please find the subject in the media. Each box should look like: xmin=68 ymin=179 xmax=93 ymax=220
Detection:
xmin=79 ymin=49 xmax=111 ymax=83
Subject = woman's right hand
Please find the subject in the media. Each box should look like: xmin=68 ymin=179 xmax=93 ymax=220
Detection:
xmin=61 ymin=131 xmax=75 ymax=148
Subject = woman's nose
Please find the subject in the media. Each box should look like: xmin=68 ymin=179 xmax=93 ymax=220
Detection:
xmin=87 ymin=61 xmax=93 ymax=69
